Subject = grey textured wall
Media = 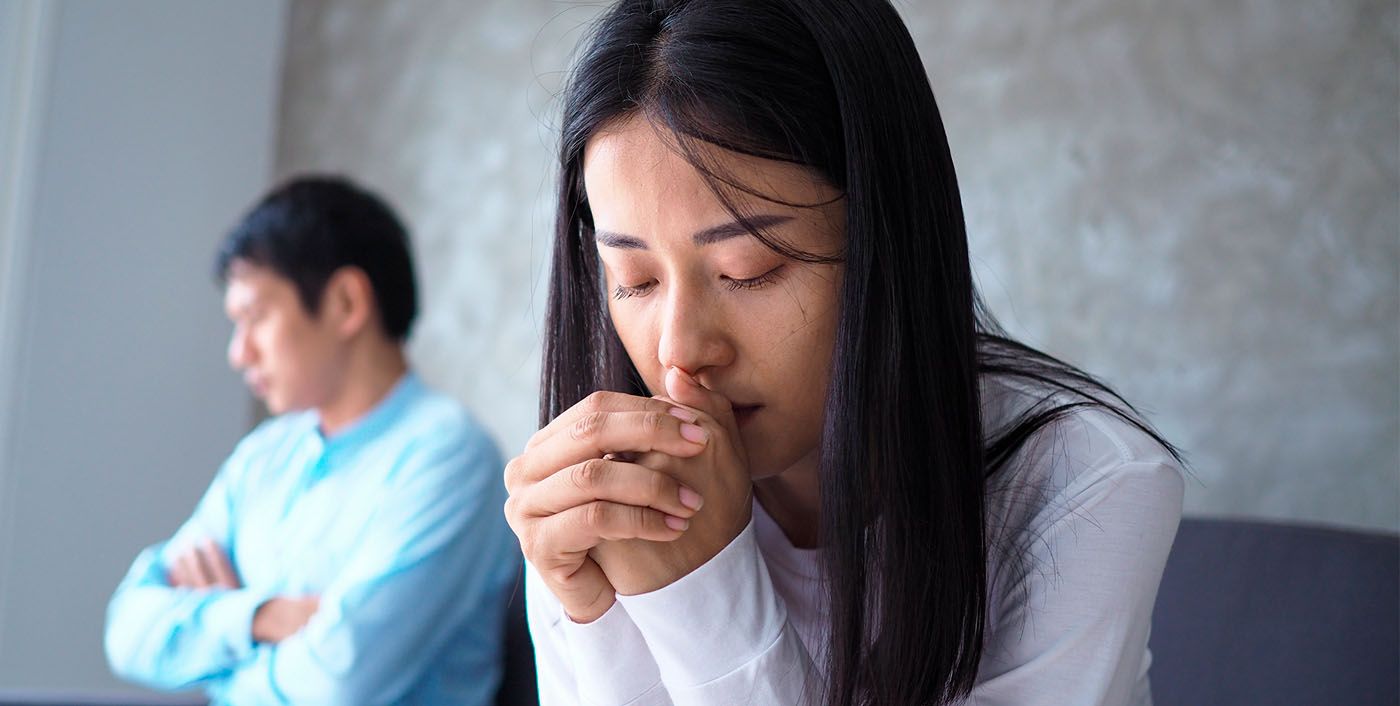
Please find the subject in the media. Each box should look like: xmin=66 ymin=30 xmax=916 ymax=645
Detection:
xmin=276 ymin=0 xmax=1399 ymax=532
xmin=276 ymin=0 xmax=577 ymax=467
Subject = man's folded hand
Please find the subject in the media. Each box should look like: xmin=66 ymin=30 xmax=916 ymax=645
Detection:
xmin=252 ymin=596 xmax=321 ymax=644
xmin=166 ymin=538 xmax=240 ymax=590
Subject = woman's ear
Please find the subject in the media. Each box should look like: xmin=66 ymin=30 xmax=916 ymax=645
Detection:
xmin=322 ymin=267 xmax=375 ymax=340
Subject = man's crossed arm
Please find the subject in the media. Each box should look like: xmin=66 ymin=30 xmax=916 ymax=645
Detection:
xmin=166 ymin=539 xmax=319 ymax=644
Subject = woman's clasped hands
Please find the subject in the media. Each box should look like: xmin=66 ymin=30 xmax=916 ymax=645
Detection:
xmin=504 ymin=366 xmax=753 ymax=623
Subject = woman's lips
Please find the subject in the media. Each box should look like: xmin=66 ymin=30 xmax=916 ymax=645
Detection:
xmin=733 ymin=405 xmax=762 ymax=427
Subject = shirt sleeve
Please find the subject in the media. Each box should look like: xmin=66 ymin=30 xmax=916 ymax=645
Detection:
xmin=524 ymin=561 xmax=671 ymax=706
xmin=967 ymin=459 xmax=1184 ymax=706
xmin=217 ymin=426 xmax=519 ymax=706
xmin=615 ymin=520 xmax=821 ymax=706
xmin=104 ymin=452 xmax=269 ymax=689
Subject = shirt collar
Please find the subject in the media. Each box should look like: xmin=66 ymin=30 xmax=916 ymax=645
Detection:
xmin=310 ymin=371 xmax=422 ymax=463
xmin=753 ymin=498 xmax=822 ymax=581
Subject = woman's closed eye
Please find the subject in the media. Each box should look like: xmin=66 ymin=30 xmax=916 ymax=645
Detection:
xmin=721 ymin=264 xmax=784 ymax=291
xmin=613 ymin=281 xmax=656 ymax=300
xmin=611 ymin=265 xmax=787 ymax=300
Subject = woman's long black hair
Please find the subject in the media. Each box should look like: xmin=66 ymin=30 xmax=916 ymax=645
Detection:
xmin=541 ymin=1 xmax=1181 ymax=703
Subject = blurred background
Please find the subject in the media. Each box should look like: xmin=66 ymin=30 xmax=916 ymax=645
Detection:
xmin=0 ymin=0 xmax=1394 ymax=698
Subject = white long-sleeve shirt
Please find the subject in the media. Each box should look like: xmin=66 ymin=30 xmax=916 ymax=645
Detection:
xmin=525 ymin=377 xmax=1186 ymax=705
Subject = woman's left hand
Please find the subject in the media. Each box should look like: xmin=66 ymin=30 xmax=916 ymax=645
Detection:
xmin=590 ymin=366 xmax=754 ymax=596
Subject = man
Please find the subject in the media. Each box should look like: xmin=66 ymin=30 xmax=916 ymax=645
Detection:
xmin=105 ymin=176 xmax=517 ymax=705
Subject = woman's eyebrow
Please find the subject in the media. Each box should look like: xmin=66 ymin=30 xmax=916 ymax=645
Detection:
xmin=594 ymin=230 xmax=647 ymax=249
xmin=693 ymin=214 xmax=792 ymax=246
xmin=595 ymin=214 xmax=794 ymax=250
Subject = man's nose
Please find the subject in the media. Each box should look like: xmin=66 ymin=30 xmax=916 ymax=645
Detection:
xmin=227 ymin=328 xmax=251 ymax=370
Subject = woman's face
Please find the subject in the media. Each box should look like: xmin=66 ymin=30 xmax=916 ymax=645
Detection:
xmin=583 ymin=116 xmax=845 ymax=479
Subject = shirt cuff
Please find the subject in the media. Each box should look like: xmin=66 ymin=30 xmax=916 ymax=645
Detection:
xmin=562 ymin=600 xmax=665 ymax=705
xmin=199 ymin=588 xmax=271 ymax=664
xmin=617 ymin=519 xmax=786 ymax=688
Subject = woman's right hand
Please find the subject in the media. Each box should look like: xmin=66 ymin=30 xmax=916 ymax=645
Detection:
xmin=503 ymin=391 xmax=710 ymax=623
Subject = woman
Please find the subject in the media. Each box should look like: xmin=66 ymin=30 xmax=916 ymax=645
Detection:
xmin=503 ymin=0 xmax=1186 ymax=703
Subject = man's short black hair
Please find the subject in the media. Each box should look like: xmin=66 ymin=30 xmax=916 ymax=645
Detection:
xmin=215 ymin=175 xmax=418 ymax=341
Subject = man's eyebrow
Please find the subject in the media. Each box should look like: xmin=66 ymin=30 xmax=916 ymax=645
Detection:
xmin=594 ymin=214 xmax=794 ymax=250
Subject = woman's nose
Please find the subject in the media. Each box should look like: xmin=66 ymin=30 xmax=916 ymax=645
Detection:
xmin=655 ymin=289 xmax=735 ymax=376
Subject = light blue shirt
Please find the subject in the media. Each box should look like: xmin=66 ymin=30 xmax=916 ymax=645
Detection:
xmin=105 ymin=373 xmax=518 ymax=705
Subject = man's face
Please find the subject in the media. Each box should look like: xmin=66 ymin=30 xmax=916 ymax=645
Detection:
xmin=583 ymin=117 xmax=846 ymax=480
xmin=223 ymin=262 xmax=345 ymax=415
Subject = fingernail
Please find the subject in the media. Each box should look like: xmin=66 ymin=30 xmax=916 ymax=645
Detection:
xmin=678 ymin=486 xmax=704 ymax=511
xmin=665 ymin=515 xmax=689 ymax=531
xmin=668 ymin=406 xmax=698 ymax=423
xmin=680 ymin=423 xmax=708 ymax=443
